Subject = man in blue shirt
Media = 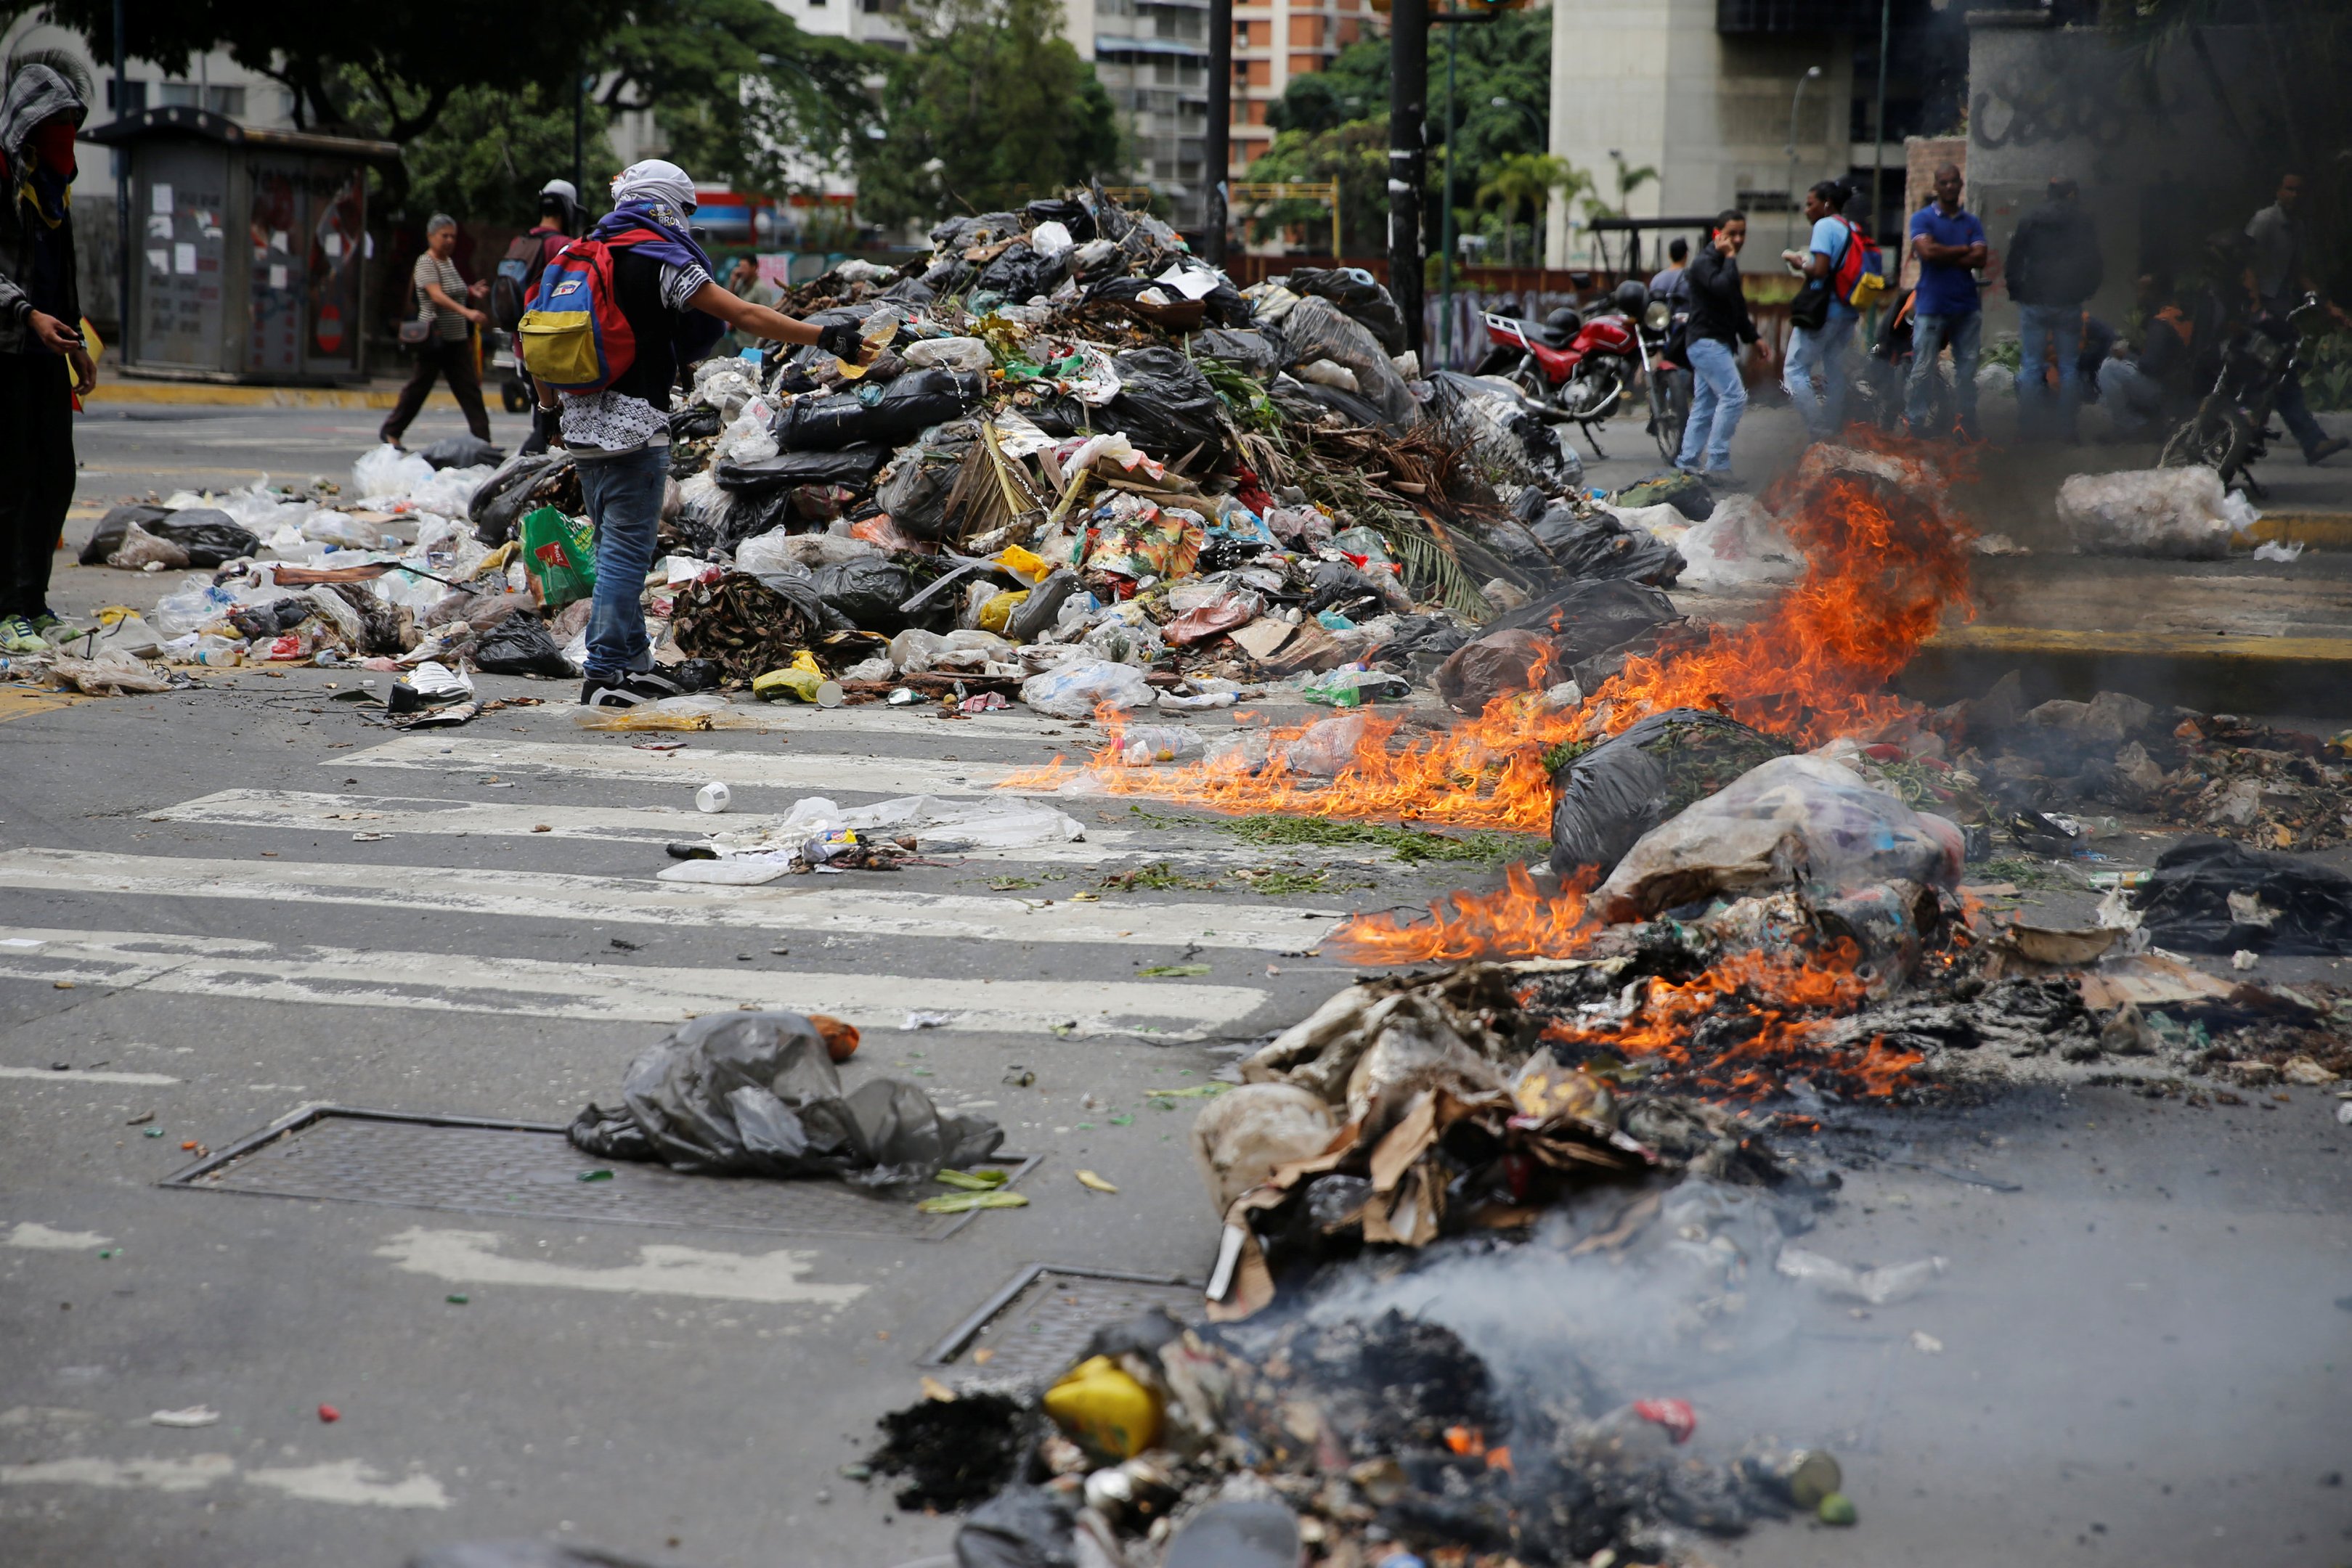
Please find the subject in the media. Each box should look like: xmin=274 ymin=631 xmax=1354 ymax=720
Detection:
xmin=1780 ymin=179 xmax=1862 ymax=442
xmin=1905 ymin=163 xmax=1987 ymax=439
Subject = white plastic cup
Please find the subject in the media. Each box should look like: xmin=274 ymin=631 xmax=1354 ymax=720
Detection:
xmin=696 ymin=781 xmax=732 ymax=814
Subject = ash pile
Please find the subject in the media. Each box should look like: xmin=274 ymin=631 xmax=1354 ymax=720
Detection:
xmin=39 ymin=190 xmax=1767 ymax=725
xmin=869 ymin=968 xmax=1876 ymax=1566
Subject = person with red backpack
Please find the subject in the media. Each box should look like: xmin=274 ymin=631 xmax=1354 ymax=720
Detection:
xmin=1779 ymin=180 xmax=1876 ymax=443
xmin=497 ymin=179 xmax=583 ymax=456
xmin=525 ymin=159 xmax=866 ymax=708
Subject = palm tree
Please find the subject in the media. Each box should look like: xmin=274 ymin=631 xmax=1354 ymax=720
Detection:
xmin=1476 ymin=152 xmax=1584 ymax=266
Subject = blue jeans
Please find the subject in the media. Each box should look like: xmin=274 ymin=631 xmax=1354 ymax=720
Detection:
xmin=2097 ymin=357 xmax=2165 ymax=437
xmin=578 ymin=444 xmax=670 ymax=680
xmin=1781 ymin=310 xmax=1857 ymax=442
xmin=2017 ymin=303 xmax=2084 ymax=440
xmin=1907 ymin=309 xmax=1981 ymax=432
xmin=1677 ymin=338 xmax=1747 ymax=473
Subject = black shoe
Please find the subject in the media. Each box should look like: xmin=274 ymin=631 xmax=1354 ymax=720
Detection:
xmin=579 ymin=671 xmax=688 ymax=708
xmin=2309 ymin=436 xmax=2349 ymax=466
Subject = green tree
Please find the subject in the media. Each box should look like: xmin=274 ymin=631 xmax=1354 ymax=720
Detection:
xmin=1476 ymin=152 xmax=1579 ymax=266
xmin=399 ymin=83 xmax=617 ymax=227
xmin=1240 ymin=121 xmax=1386 ymax=253
xmin=850 ymin=0 xmax=1121 ymax=227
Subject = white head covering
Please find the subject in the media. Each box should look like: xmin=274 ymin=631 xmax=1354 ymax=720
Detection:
xmin=540 ymin=177 xmax=579 ymax=204
xmin=610 ymin=160 xmax=696 ymax=215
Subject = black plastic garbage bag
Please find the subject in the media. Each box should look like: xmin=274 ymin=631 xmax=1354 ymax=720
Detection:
xmin=810 ymin=556 xmax=915 ymax=632
xmin=1305 ymin=559 xmax=1396 ymax=619
xmin=1023 ymin=393 xmax=1093 ymax=438
xmin=2130 ymin=836 xmax=2352 ymax=955
xmin=470 ymin=614 xmax=577 ymax=677
xmin=1024 ymin=197 xmax=1097 ymax=242
xmin=79 ymin=505 xmax=170 ymax=565
xmin=874 ymin=427 xmax=980 ymax=541
xmin=1435 ymin=627 xmax=1558 ymax=714
xmin=470 ymin=452 xmax=579 ymax=546
xmin=228 ymin=598 xmax=315 ymax=641
xmin=974 ymin=241 xmax=1067 ymax=303
xmin=1530 ymin=504 xmax=1685 ymax=587
xmin=920 ymin=256 xmax=980 ymax=298
xmin=1277 ymin=380 xmax=1391 ymax=430
xmin=420 ymin=433 xmax=504 ymax=470
xmin=955 ymin=1486 xmax=1079 ymax=1568
xmin=1491 ymin=577 xmax=1680 ymax=658
xmin=84 ymin=506 xmax=261 ymax=568
xmin=569 ymin=1010 xmax=1004 ymax=1187
xmin=1275 ymin=295 xmax=1415 ymax=429
xmin=1549 ymin=708 xmax=1789 ymax=878
xmin=1369 ymin=612 xmax=1472 ymax=674
xmin=1107 ymin=346 xmax=1232 ymax=468
xmin=1190 ymin=326 xmax=1285 ymax=379
xmin=930 ymin=212 xmax=1027 ymax=253
xmin=715 ymin=444 xmax=892 ymax=493
xmin=1287 ymin=266 xmax=1407 ymax=354
xmin=667 ymin=404 xmax=723 ymax=440
xmin=771 ymin=368 xmax=985 ymax=452
xmin=1427 ymin=370 xmax=1583 ymax=495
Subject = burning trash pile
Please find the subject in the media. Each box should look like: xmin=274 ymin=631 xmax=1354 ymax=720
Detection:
xmin=866 ymin=964 xmax=1882 ymax=1565
xmin=41 ymin=189 xmax=1774 ymax=728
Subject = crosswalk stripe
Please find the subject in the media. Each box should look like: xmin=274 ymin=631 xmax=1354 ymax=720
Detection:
xmin=147 ymin=791 xmax=1383 ymax=870
xmin=510 ymin=703 xmax=1100 ymax=746
xmin=0 ymin=926 xmax=1268 ymax=1038
xmin=0 ymin=849 xmax=1344 ymax=952
xmin=336 ymin=735 xmax=1017 ymax=792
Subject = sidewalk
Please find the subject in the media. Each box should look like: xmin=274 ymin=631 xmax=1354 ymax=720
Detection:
xmin=84 ymin=377 xmax=465 ymax=412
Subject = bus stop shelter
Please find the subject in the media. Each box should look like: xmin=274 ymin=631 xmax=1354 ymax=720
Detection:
xmin=87 ymin=106 xmax=399 ymax=384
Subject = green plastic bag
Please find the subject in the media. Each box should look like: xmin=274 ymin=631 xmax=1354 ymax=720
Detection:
xmin=518 ymin=506 xmax=595 ymax=611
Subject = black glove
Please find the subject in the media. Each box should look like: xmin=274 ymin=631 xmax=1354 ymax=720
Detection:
xmin=815 ymin=322 xmax=864 ymax=361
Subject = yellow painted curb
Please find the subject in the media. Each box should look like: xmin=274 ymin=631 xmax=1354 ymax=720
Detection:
xmin=2243 ymin=513 xmax=2352 ymax=551
xmin=84 ymin=382 xmax=463 ymax=412
xmin=1925 ymin=624 xmax=2352 ymax=663
xmin=0 ymin=687 xmax=86 ymax=722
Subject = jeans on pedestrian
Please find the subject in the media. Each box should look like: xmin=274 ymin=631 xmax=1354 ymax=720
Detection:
xmin=2017 ymin=303 xmax=2084 ymax=441
xmin=579 ymin=444 xmax=671 ymax=680
xmin=1781 ymin=311 xmax=1856 ymax=442
xmin=2096 ymin=358 xmax=2166 ymax=438
xmin=1677 ymin=337 xmax=1746 ymax=473
xmin=1906 ymin=309 xmax=1982 ymax=433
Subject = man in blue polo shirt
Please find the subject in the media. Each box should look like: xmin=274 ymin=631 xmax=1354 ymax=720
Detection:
xmin=1905 ymin=162 xmax=1987 ymax=439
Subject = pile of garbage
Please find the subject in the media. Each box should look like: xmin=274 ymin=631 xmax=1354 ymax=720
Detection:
xmin=43 ymin=191 xmax=1782 ymax=723
xmin=862 ymin=973 xmax=1884 ymax=1566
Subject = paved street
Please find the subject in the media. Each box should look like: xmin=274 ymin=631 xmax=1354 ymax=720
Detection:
xmin=3 ymin=399 xmax=2349 ymax=1567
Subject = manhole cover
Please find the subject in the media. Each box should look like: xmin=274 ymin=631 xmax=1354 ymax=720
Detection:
xmin=162 ymin=1106 xmax=1038 ymax=1241
xmin=924 ymin=1265 xmax=1202 ymax=1387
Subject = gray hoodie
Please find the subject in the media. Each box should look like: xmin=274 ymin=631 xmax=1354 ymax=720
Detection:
xmin=0 ymin=63 xmax=86 ymax=354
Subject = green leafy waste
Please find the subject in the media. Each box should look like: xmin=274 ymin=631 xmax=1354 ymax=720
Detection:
xmin=1216 ymin=814 xmax=1545 ymax=865
xmin=1136 ymin=963 xmax=1213 ymax=977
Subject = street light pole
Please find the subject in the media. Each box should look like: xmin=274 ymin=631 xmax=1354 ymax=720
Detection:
xmin=1204 ymin=0 xmax=1231 ymax=264
xmin=1387 ymin=0 xmax=1428 ymax=361
xmin=1870 ymin=0 xmax=1890 ymax=244
xmin=113 ymin=0 xmax=128 ymax=353
xmin=1439 ymin=20 xmax=1457 ymax=368
xmin=1785 ymin=64 xmax=1822 ymax=250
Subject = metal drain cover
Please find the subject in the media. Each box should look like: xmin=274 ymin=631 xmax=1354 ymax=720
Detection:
xmin=163 ymin=1106 xmax=1037 ymax=1241
xmin=924 ymin=1265 xmax=1202 ymax=1387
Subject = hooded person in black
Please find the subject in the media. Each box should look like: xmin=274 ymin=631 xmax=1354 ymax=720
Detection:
xmin=0 ymin=56 xmax=93 ymax=653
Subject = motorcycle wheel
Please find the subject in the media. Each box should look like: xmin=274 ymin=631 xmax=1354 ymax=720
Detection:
xmin=1509 ymin=356 xmax=1550 ymax=405
xmin=1648 ymin=371 xmax=1688 ymax=465
xmin=2159 ymin=402 xmax=2253 ymax=484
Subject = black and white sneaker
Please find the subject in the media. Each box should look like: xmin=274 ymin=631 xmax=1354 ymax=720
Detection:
xmin=579 ymin=671 xmax=688 ymax=708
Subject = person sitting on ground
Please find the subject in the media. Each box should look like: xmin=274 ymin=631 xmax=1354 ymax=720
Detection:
xmin=533 ymin=160 xmax=868 ymax=709
xmin=2099 ymin=277 xmax=2194 ymax=441
xmin=382 ymin=215 xmax=493 ymax=449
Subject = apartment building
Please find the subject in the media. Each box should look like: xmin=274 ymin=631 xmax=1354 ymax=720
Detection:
xmin=1227 ymin=0 xmax=1378 ymax=175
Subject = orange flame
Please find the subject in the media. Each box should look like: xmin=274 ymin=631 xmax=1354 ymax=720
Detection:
xmin=1004 ymin=441 xmax=1975 ymax=836
xmin=1333 ymin=864 xmax=1598 ymax=964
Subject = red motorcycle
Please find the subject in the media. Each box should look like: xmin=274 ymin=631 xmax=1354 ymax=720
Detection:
xmin=1472 ymin=279 xmax=1651 ymax=455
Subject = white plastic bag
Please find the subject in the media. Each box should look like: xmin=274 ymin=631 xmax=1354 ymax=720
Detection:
xmin=712 ymin=401 xmax=779 ymax=464
xmin=2056 ymin=467 xmax=2256 ymax=560
xmin=736 ymin=528 xmax=879 ymax=576
xmin=1596 ymin=754 xmax=1964 ymax=923
xmin=1029 ymin=221 xmax=1075 ymax=257
xmin=107 ymin=521 xmax=191 ymax=571
xmin=902 ymin=336 xmax=993 ymax=373
xmin=407 ymin=464 xmax=496 ymax=518
xmin=1281 ymin=714 xmax=1368 ymax=777
xmin=150 ymin=576 xmax=238 ymax=637
xmin=1673 ymin=495 xmax=1802 ymax=589
xmin=1079 ymin=612 xmax=1164 ymax=667
xmin=889 ymin=626 xmax=947 ymax=674
xmin=351 ymin=445 xmax=434 ymax=502
xmin=1019 ymin=658 xmax=1157 ymax=719
xmin=301 ymin=511 xmax=380 ymax=550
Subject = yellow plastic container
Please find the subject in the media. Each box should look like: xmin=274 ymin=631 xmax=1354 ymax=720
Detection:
xmin=752 ymin=651 xmax=844 ymax=707
xmin=977 ymin=589 xmax=1030 ymax=635
xmin=1041 ymin=1356 xmax=1160 ymax=1458
xmin=995 ymin=544 xmax=1051 ymax=584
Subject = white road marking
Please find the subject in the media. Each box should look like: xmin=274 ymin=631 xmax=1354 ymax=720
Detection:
xmin=0 ymin=926 xmax=1267 ymax=1037
xmin=245 ymin=1459 xmax=450 ymax=1510
xmin=0 ymin=1454 xmax=236 ymax=1493
xmin=147 ymin=790 xmax=1337 ymax=867
xmin=0 ymin=848 xmax=1341 ymax=952
xmin=0 ymin=1453 xmax=449 ymax=1508
xmin=336 ymin=735 xmax=1014 ymax=793
xmin=373 ymin=1225 xmax=866 ymax=1307
xmin=519 ymin=700 xmax=1104 ymax=746
xmin=0 ymin=1064 xmax=182 ymax=1085
xmin=6 ymin=1222 xmax=113 ymax=1250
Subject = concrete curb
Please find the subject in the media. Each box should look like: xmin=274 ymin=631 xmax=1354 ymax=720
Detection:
xmin=2245 ymin=513 xmax=2352 ymax=552
xmin=1906 ymin=623 xmax=2352 ymax=717
xmin=84 ymin=383 xmax=462 ymax=411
